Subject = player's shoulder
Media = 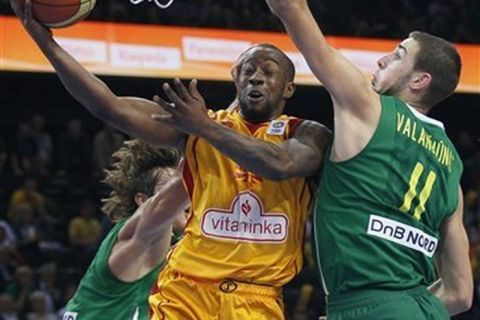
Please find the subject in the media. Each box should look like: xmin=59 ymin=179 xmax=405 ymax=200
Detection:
xmin=293 ymin=119 xmax=332 ymax=138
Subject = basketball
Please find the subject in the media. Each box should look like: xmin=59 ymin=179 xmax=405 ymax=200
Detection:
xmin=29 ymin=0 xmax=96 ymax=28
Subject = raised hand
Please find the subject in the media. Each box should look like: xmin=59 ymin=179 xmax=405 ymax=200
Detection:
xmin=10 ymin=0 xmax=53 ymax=45
xmin=151 ymin=78 xmax=212 ymax=137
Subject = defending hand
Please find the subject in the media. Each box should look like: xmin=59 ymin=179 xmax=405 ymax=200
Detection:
xmin=151 ymin=78 xmax=211 ymax=137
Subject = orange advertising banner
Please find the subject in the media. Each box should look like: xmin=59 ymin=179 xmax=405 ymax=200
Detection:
xmin=1 ymin=16 xmax=479 ymax=93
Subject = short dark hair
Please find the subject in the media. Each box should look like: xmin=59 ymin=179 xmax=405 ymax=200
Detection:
xmin=101 ymin=139 xmax=180 ymax=222
xmin=409 ymin=31 xmax=461 ymax=107
xmin=232 ymin=43 xmax=296 ymax=82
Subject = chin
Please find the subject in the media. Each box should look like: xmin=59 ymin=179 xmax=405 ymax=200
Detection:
xmin=242 ymin=109 xmax=269 ymax=123
xmin=239 ymin=105 xmax=270 ymax=123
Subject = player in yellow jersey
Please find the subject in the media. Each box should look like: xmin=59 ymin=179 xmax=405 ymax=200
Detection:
xmin=148 ymin=44 xmax=331 ymax=319
xmin=11 ymin=2 xmax=331 ymax=317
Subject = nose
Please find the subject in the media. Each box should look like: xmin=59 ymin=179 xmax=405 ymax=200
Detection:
xmin=248 ymin=70 xmax=265 ymax=85
xmin=377 ymin=56 xmax=387 ymax=69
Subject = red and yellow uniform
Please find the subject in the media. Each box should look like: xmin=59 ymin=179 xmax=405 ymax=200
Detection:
xmin=150 ymin=110 xmax=312 ymax=320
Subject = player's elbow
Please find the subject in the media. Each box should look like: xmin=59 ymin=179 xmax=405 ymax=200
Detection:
xmin=265 ymin=160 xmax=296 ymax=181
xmin=90 ymin=100 xmax=122 ymax=122
xmin=455 ymin=291 xmax=473 ymax=313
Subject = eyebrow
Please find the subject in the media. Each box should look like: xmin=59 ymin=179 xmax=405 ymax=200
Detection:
xmin=243 ymin=56 xmax=281 ymax=67
xmin=398 ymin=44 xmax=408 ymax=54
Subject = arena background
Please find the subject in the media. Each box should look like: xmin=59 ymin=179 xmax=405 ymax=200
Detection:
xmin=1 ymin=0 xmax=479 ymax=319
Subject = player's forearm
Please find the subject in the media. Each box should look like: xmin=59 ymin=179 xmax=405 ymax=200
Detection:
xmin=273 ymin=2 xmax=333 ymax=82
xmin=273 ymin=1 xmax=373 ymax=111
xmin=432 ymin=283 xmax=473 ymax=315
xmin=37 ymin=38 xmax=120 ymax=122
xmin=199 ymin=121 xmax=295 ymax=181
xmin=135 ymin=175 xmax=189 ymax=243
xmin=43 ymin=41 xmax=185 ymax=147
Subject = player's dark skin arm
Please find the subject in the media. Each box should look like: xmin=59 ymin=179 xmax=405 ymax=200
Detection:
xmin=152 ymin=79 xmax=331 ymax=180
xmin=199 ymin=119 xmax=330 ymax=180
xmin=10 ymin=0 xmax=185 ymax=149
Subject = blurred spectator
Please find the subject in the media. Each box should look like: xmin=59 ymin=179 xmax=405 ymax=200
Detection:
xmin=92 ymin=125 xmax=124 ymax=176
xmin=68 ymin=199 xmax=101 ymax=266
xmin=3 ymin=265 xmax=35 ymax=314
xmin=0 ymin=246 xmax=18 ymax=290
xmin=7 ymin=177 xmax=47 ymax=221
xmin=0 ymin=219 xmax=17 ymax=252
xmin=11 ymin=204 xmax=44 ymax=266
xmin=0 ymin=220 xmax=23 ymax=272
xmin=26 ymin=291 xmax=57 ymax=320
xmin=58 ymin=119 xmax=91 ymax=176
xmin=30 ymin=114 xmax=53 ymax=176
xmin=0 ymin=293 xmax=20 ymax=320
xmin=9 ymin=121 xmax=38 ymax=177
xmin=37 ymin=263 xmax=61 ymax=312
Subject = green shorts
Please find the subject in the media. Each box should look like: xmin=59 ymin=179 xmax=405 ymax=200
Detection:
xmin=326 ymin=286 xmax=449 ymax=320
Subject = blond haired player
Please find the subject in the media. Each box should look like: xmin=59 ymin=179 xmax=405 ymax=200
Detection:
xmin=11 ymin=0 xmax=331 ymax=318
xmin=62 ymin=139 xmax=188 ymax=320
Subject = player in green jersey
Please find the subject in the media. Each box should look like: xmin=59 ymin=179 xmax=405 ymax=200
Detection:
xmin=265 ymin=0 xmax=473 ymax=319
xmin=63 ymin=140 xmax=188 ymax=320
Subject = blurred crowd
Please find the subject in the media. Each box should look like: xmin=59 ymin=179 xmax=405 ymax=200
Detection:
xmin=0 ymin=115 xmax=125 ymax=319
xmin=1 ymin=0 xmax=479 ymax=43
xmin=0 ymin=112 xmax=479 ymax=319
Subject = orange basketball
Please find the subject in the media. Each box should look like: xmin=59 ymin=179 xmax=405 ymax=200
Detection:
xmin=30 ymin=0 xmax=96 ymax=28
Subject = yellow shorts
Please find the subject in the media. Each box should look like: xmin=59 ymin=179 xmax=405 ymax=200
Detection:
xmin=149 ymin=264 xmax=285 ymax=320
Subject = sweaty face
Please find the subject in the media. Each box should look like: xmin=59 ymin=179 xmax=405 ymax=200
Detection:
xmin=372 ymin=38 xmax=420 ymax=95
xmin=236 ymin=49 xmax=292 ymax=123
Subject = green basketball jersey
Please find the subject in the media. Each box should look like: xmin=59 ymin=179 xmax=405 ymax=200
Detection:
xmin=64 ymin=220 xmax=163 ymax=320
xmin=313 ymin=95 xmax=462 ymax=297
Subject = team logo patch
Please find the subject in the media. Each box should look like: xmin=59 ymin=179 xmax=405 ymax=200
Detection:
xmin=63 ymin=312 xmax=78 ymax=320
xmin=201 ymin=191 xmax=289 ymax=242
xmin=367 ymin=215 xmax=438 ymax=257
xmin=266 ymin=120 xmax=288 ymax=135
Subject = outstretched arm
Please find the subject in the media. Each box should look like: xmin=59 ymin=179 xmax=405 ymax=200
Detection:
xmin=10 ymin=0 xmax=185 ymax=149
xmin=108 ymin=173 xmax=189 ymax=282
xmin=430 ymin=187 xmax=473 ymax=315
xmin=153 ymin=79 xmax=332 ymax=181
xmin=265 ymin=0 xmax=379 ymax=124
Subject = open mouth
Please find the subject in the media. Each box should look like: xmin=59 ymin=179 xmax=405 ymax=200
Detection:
xmin=247 ymin=90 xmax=265 ymax=102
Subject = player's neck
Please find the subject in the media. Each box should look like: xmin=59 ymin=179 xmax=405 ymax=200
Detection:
xmin=398 ymin=93 xmax=430 ymax=115
xmin=405 ymin=101 xmax=431 ymax=115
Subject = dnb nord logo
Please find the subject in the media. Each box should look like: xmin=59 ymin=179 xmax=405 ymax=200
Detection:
xmin=201 ymin=191 xmax=289 ymax=242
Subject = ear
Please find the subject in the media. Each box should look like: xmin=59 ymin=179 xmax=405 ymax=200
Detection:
xmin=134 ymin=193 xmax=147 ymax=206
xmin=283 ymin=82 xmax=296 ymax=99
xmin=410 ymin=72 xmax=431 ymax=91
xmin=231 ymin=64 xmax=241 ymax=92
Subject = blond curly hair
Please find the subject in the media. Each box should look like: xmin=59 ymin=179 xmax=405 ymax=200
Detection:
xmin=101 ymin=139 xmax=180 ymax=222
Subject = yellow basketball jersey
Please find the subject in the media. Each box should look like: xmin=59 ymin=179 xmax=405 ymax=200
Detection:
xmin=168 ymin=110 xmax=312 ymax=287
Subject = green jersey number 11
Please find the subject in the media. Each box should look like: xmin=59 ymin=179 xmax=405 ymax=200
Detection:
xmin=400 ymin=162 xmax=437 ymax=220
